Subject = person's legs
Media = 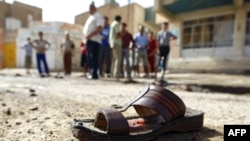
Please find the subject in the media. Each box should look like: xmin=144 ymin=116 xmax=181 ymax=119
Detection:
xmin=25 ymin=55 xmax=32 ymax=74
xmin=148 ymin=55 xmax=155 ymax=77
xmin=65 ymin=52 xmax=72 ymax=75
xmin=111 ymin=50 xmax=114 ymax=77
xmin=141 ymin=49 xmax=149 ymax=78
xmin=86 ymin=40 xmax=93 ymax=71
xmin=63 ymin=52 xmax=67 ymax=75
xmin=91 ymin=41 xmax=100 ymax=79
xmin=41 ymin=54 xmax=50 ymax=75
xmin=124 ymin=48 xmax=131 ymax=79
xmin=81 ymin=54 xmax=87 ymax=76
xmin=98 ymin=47 xmax=105 ymax=76
xmin=161 ymin=47 xmax=170 ymax=71
xmin=105 ymin=46 xmax=111 ymax=76
xmin=36 ymin=53 xmax=42 ymax=75
xmin=120 ymin=48 xmax=125 ymax=77
xmin=159 ymin=46 xmax=169 ymax=79
xmin=134 ymin=50 xmax=140 ymax=77
xmin=112 ymin=45 xmax=122 ymax=79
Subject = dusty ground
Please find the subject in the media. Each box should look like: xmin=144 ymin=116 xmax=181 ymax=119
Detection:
xmin=0 ymin=69 xmax=250 ymax=141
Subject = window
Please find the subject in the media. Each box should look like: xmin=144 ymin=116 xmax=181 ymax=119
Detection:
xmin=246 ymin=12 xmax=250 ymax=46
xmin=182 ymin=14 xmax=234 ymax=49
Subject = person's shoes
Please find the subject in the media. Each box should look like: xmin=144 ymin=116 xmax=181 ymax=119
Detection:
xmin=87 ymin=76 xmax=98 ymax=80
xmin=40 ymin=74 xmax=45 ymax=78
xmin=120 ymin=74 xmax=125 ymax=78
xmin=124 ymin=78 xmax=137 ymax=83
xmin=114 ymin=76 xmax=120 ymax=81
xmin=106 ymin=73 xmax=111 ymax=78
xmin=159 ymin=79 xmax=168 ymax=86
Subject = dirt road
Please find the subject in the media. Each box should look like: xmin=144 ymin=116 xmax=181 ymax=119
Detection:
xmin=0 ymin=70 xmax=250 ymax=141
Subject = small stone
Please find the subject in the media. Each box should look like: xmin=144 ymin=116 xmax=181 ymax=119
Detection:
xmin=30 ymin=93 xmax=38 ymax=97
xmin=50 ymin=131 xmax=53 ymax=135
xmin=31 ymin=117 xmax=37 ymax=121
xmin=30 ymin=107 xmax=38 ymax=111
xmin=29 ymin=89 xmax=36 ymax=93
xmin=16 ymin=122 xmax=22 ymax=125
xmin=2 ymin=103 xmax=6 ymax=107
xmin=27 ymin=129 xmax=32 ymax=134
xmin=19 ymin=111 xmax=25 ymax=115
xmin=180 ymin=84 xmax=192 ymax=91
xmin=7 ymin=124 xmax=12 ymax=127
xmin=15 ymin=73 xmax=22 ymax=77
xmin=64 ymin=111 xmax=71 ymax=117
xmin=6 ymin=90 xmax=15 ymax=94
xmin=6 ymin=108 xmax=11 ymax=115
xmin=45 ymin=117 xmax=50 ymax=120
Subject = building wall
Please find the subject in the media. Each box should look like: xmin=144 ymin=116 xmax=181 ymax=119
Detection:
xmin=0 ymin=1 xmax=11 ymax=29
xmin=16 ymin=22 xmax=83 ymax=71
xmin=0 ymin=29 xmax=3 ymax=69
xmin=154 ymin=0 xmax=250 ymax=73
xmin=75 ymin=3 xmax=145 ymax=35
xmin=0 ymin=1 xmax=42 ymax=29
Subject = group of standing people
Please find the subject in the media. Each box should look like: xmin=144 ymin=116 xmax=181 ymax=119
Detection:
xmin=21 ymin=2 xmax=177 ymax=82
xmin=22 ymin=31 xmax=76 ymax=77
xmin=82 ymin=2 xmax=177 ymax=81
xmin=22 ymin=31 xmax=51 ymax=77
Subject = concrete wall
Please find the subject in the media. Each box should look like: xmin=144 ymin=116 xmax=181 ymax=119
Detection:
xmin=0 ymin=1 xmax=11 ymax=30
xmin=154 ymin=0 xmax=250 ymax=73
xmin=16 ymin=22 xmax=83 ymax=71
xmin=244 ymin=46 xmax=250 ymax=56
xmin=5 ymin=17 xmax=21 ymax=30
xmin=169 ymin=57 xmax=250 ymax=73
xmin=0 ymin=1 xmax=42 ymax=29
xmin=75 ymin=3 xmax=146 ymax=35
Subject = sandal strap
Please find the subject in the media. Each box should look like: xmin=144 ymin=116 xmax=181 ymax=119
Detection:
xmin=150 ymin=85 xmax=186 ymax=114
xmin=113 ymin=85 xmax=149 ymax=112
xmin=133 ymin=85 xmax=186 ymax=122
xmin=94 ymin=108 xmax=129 ymax=135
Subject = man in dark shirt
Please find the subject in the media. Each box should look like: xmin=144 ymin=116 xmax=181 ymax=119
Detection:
xmin=120 ymin=23 xmax=134 ymax=81
xmin=157 ymin=22 xmax=177 ymax=81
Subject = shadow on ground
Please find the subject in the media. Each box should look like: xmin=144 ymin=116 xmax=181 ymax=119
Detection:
xmin=165 ymin=82 xmax=250 ymax=95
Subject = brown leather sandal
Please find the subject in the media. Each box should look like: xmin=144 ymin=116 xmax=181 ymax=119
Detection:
xmin=71 ymin=85 xmax=204 ymax=141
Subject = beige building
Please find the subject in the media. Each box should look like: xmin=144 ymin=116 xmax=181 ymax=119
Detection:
xmin=0 ymin=0 xmax=42 ymax=30
xmin=75 ymin=0 xmax=250 ymax=73
xmin=0 ymin=0 xmax=42 ymax=68
xmin=75 ymin=0 xmax=159 ymax=35
xmin=152 ymin=0 xmax=250 ymax=73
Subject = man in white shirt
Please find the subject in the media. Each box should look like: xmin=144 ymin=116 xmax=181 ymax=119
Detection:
xmin=61 ymin=32 xmax=75 ymax=76
xmin=33 ymin=31 xmax=51 ymax=77
xmin=109 ymin=15 xmax=122 ymax=80
xmin=83 ymin=2 xmax=104 ymax=79
xmin=21 ymin=37 xmax=33 ymax=74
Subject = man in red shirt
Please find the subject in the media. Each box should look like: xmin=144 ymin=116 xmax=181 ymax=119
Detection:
xmin=120 ymin=23 xmax=134 ymax=82
xmin=147 ymin=31 xmax=157 ymax=78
